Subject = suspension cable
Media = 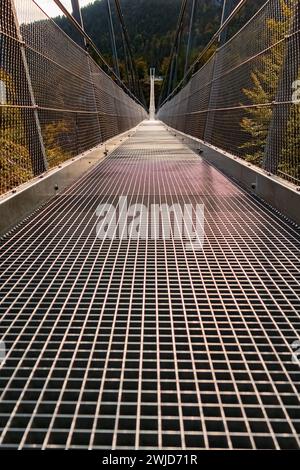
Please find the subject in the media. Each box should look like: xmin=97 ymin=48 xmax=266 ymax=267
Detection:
xmin=106 ymin=0 xmax=120 ymax=78
xmin=113 ymin=0 xmax=146 ymax=106
xmin=159 ymin=0 xmax=248 ymax=108
xmin=51 ymin=0 xmax=145 ymax=107
xmin=70 ymin=0 xmax=85 ymax=47
xmin=158 ymin=0 xmax=188 ymax=107
xmin=184 ymin=0 xmax=197 ymax=76
xmin=121 ymin=29 xmax=131 ymax=88
xmin=171 ymin=25 xmax=184 ymax=94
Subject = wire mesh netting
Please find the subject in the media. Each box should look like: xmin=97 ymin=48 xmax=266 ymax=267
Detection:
xmin=0 ymin=0 xmax=146 ymax=195
xmin=158 ymin=0 xmax=300 ymax=185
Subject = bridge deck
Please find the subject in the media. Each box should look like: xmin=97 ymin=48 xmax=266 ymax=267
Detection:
xmin=0 ymin=121 xmax=299 ymax=449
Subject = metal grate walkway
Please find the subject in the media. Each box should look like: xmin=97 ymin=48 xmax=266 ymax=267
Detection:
xmin=0 ymin=121 xmax=300 ymax=449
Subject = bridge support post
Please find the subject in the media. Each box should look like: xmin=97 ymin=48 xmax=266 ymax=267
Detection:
xmin=203 ymin=51 xmax=220 ymax=142
xmin=6 ymin=0 xmax=48 ymax=175
xmin=86 ymin=52 xmax=103 ymax=144
xmin=149 ymin=68 xmax=156 ymax=120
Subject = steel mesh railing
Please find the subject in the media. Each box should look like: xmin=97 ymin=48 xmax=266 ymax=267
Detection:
xmin=158 ymin=0 xmax=300 ymax=185
xmin=0 ymin=0 xmax=147 ymax=195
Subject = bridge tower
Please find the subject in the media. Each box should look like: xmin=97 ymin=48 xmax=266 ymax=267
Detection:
xmin=149 ymin=67 xmax=156 ymax=120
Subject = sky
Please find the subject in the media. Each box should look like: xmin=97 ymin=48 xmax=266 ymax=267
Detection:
xmin=34 ymin=0 xmax=94 ymax=17
xmin=15 ymin=0 xmax=95 ymax=24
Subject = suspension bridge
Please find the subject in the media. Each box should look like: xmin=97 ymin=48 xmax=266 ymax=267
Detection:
xmin=0 ymin=0 xmax=299 ymax=450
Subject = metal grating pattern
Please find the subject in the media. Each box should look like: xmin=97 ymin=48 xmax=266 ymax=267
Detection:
xmin=0 ymin=121 xmax=300 ymax=449
xmin=158 ymin=0 xmax=300 ymax=185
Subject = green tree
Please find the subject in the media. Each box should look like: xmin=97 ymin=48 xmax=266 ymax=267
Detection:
xmin=240 ymin=0 xmax=300 ymax=181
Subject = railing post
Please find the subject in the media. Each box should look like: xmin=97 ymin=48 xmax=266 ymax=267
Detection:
xmin=8 ymin=0 xmax=48 ymax=175
xmin=86 ymin=52 xmax=103 ymax=144
xmin=71 ymin=0 xmax=85 ymax=48
xmin=263 ymin=1 xmax=300 ymax=174
xmin=70 ymin=0 xmax=103 ymax=144
xmin=204 ymin=0 xmax=233 ymax=143
xmin=106 ymin=0 xmax=120 ymax=78
xmin=203 ymin=51 xmax=220 ymax=142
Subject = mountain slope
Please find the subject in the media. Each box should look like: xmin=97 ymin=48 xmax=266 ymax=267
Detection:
xmin=56 ymin=0 xmax=222 ymax=77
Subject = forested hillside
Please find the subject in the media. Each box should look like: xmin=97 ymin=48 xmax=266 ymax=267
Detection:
xmin=56 ymin=0 xmax=222 ymax=78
